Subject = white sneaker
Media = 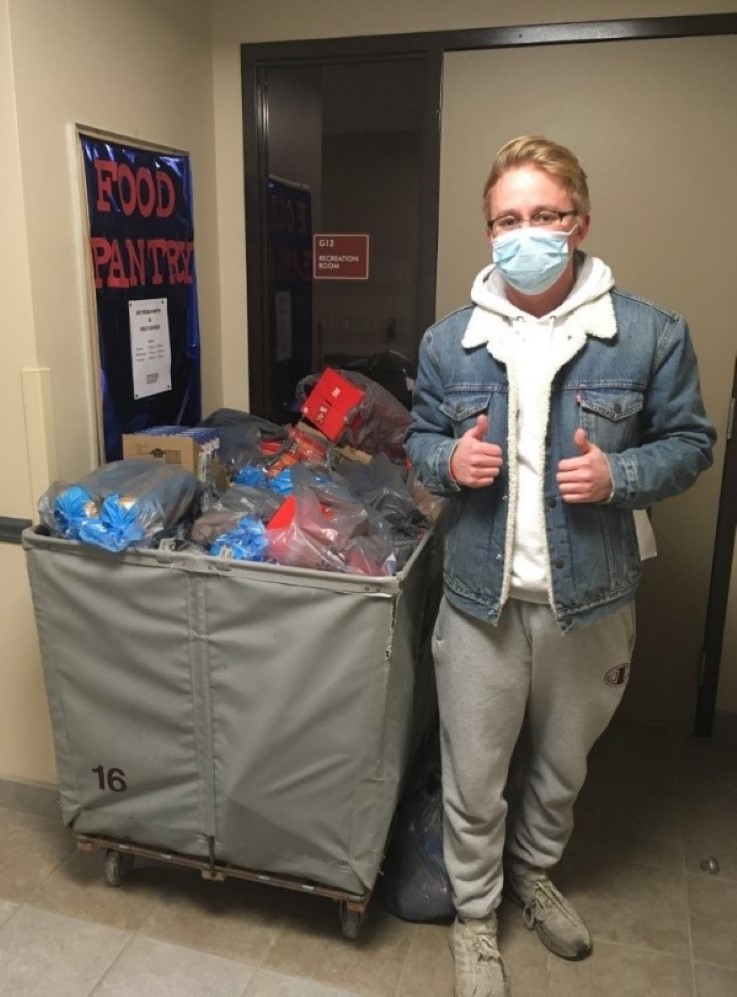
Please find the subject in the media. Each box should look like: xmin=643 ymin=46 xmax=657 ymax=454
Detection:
xmin=451 ymin=913 xmax=511 ymax=997
xmin=505 ymin=867 xmax=591 ymax=961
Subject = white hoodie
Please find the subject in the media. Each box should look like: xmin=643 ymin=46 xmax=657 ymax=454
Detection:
xmin=462 ymin=254 xmax=617 ymax=604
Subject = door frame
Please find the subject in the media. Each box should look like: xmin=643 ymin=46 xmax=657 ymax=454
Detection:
xmin=695 ymin=357 xmax=737 ymax=735
xmin=241 ymin=36 xmax=444 ymax=418
xmin=241 ymin=13 xmax=737 ymax=733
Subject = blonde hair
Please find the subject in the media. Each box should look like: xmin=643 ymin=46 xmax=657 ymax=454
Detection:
xmin=483 ymin=135 xmax=590 ymax=220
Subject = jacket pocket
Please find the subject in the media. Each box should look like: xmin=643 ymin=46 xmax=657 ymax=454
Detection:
xmin=578 ymin=388 xmax=643 ymax=451
xmin=439 ymin=392 xmax=491 ymax=438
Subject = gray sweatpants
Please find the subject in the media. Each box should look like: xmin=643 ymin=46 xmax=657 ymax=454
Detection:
xmin=433 ymin=596 xmax=635 ymax=919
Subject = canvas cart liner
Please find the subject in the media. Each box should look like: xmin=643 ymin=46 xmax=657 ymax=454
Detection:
xmin=23 ymin=525 xmax=439 ymax=899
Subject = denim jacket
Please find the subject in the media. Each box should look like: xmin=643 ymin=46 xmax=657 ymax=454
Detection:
xmin=405 ymin=286 xmax=716 ymax=633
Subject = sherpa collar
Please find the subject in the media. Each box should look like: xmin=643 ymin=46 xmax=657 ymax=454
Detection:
xmin=462 ymin=253 xmax=618 ymax=367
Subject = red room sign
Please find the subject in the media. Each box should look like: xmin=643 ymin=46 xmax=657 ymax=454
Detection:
xmin=312 ymin=233 xmax=370 ymax=280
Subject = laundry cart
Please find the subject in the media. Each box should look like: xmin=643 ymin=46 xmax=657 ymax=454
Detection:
xmin=22 ymin=524 xmax=440 ymax=938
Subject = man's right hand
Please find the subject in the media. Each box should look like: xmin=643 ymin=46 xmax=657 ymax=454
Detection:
xmin=449 ymin=415 xmax=503 ymax=488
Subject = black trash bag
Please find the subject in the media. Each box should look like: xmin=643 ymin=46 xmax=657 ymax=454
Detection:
xmin=198 ymin=409 xmax=287 ymax=474
xmin=338 ymin=455 xmax=429 ymax=570
xmin=360 ymin=349 xmax=416 ymax=410
xmin=382 ymin=745 xmax=454 ymax=923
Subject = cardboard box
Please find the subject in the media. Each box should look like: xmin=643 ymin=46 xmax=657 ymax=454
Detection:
xmin=122 ymin=433 xmax=227 ymax=490
xmin=300 ymin=368 xmax=364 ymax=441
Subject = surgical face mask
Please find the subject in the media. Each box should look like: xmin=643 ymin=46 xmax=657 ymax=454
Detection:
xmin=492 ymin=226 xmax=575 ymax=296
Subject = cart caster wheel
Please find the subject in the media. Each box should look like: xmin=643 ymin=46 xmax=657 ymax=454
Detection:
xmin=339 ymin=903 xmax=364 ymax=940
xmin=104 ymin=850 xmax=134 ymax=887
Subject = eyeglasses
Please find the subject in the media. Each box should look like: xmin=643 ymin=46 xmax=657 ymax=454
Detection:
xmin=487 ymin=209 xmax=578 ymax=237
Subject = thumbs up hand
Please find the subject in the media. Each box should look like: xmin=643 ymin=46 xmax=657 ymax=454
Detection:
xmin=556 ymin=428 xmax=613 ymax=503
xmin=449 ymin=414 xmax=504 ymax=488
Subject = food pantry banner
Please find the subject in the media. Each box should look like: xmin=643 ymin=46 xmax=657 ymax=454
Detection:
xmin=80 ymin=133 xmax=201 ymax=461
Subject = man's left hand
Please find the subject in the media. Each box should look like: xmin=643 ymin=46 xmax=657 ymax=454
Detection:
xmin=556 ymin=428 xmax=613 ymax=504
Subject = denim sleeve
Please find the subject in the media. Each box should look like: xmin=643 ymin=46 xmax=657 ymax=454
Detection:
xmin=607 ymin=315 xmax=716 ymax=508
xmin=404 ymin=328 xmax=461 ymax=495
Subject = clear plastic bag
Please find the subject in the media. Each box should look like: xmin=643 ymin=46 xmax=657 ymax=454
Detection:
xmin=217 ymin=484 xmax=283 ymax=521
xmin=338 ymin=455 xmax=430 ymax=569
xmin=382 ymin=741 xmax=454 ymax=924
xmin=191 ymin=508 xmax=250 ymax=547
xmin=209 ymin=517 xmax=269 ymax=562
xmin=266 ymin=464 xmax=395 ymax=575
xmin=408 ymin=469 xmax=447 ymax=524
xmin=296 ymin=370 xmax=411 ymax=463
xmin=38 ymin=460 xmax=200 ymax=552
xmin=191 ymin=480 xmax=284 ymax=547
xmin=38 ymin=483 xmax=98 ymax=539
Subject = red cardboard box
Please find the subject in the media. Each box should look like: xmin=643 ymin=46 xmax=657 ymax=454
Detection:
xmin=300 ymin=368 xmax=364 ymax=441
xmin=267 ymin=495 xmax=297 ymax=530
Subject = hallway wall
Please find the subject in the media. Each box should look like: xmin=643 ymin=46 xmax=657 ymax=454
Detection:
xmin=0 ymin=0 xmax=219 ymax=782
xmin=1 ymin=0 xmax=734 ymax=783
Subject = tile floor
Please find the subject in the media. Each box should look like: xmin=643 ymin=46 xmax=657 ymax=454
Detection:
xmin=0 ymin=718 xmax=736 ymax=996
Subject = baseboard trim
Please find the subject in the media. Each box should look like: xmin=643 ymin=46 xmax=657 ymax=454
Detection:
xmin=0 ymin=776 xmax=60 ymax=820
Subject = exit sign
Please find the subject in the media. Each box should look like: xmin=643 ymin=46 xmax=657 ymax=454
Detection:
xmin=312 ymin=233 xmax=370 ymax=280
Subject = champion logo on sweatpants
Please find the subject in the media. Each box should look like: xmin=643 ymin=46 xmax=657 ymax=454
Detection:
xmin=604 ymin=663 xmax=630 ymax=687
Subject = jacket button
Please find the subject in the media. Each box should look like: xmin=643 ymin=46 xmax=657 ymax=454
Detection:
xmin=554 ymin=557 xmax=565 ymax=569
xmin=613 ymin=402 xmax=622 ymax=414
xmin=547 ymin=497 xmax=557 ymax=508
xmin=545 ymin=434 xmax=552 ymax=448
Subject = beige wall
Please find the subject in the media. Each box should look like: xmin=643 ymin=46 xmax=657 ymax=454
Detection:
xmin=0 ymin=0 xmax=38 ymax=520
xmin=2 ymin=0 xmax=736 ymax=784
xmin=0 ymin=0 xmax=219 ymax=783
xmin=0 ymin=0 xmax=57 ymax=781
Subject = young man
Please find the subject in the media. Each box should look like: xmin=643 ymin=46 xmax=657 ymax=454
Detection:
xmin=404 ymin=136 xmax=715 ymax=997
